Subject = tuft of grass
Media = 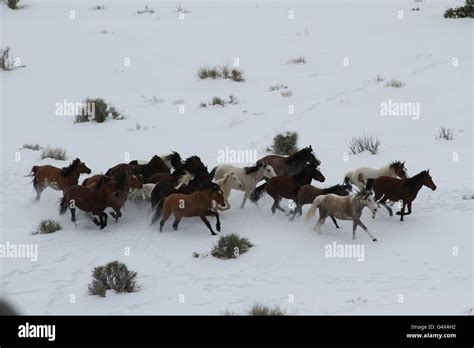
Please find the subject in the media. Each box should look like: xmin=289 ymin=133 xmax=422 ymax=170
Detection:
xmin=201 ymin=95 xmax=239 ymax=108
xmin=137 ymin=5 xmax=155 ymax=14
xmin=1 ymin=47 xmax=14 ymax=71
xmin=33 ymin=219 xmax=62 ymax=235
xmin=248 ymin=303 xmax=286 ymax=316
xmin=280 ymin=90 xmax=293 ymax=97
xmin=177 ymin=5 xmax=191 ymax=14
xmin=385 ymin=79 xmax=404 ymax=88
xmin=375 ymin=74 xmax=384 ymax=82
xmin=444 ymin=1 xmax=473 ymax=18
xmin=7 ymin=0 xmax=20 ymax=10
xmin=211 ymin=97 xmax=225 ymax=106
xmin=462 ymin=193 xmax=474 ymax=200
xmin=348 ymin=134 xmax=380 ymax=155
xmin=269 ymin=84 xmax=288 ymax=92
xmin=75 ymin=98 xmax=124 ymax=123
xmin=40 ymin=147 xmax=67 ymax=160
xmin=88 ymin=261 xmax=138 ymax=297
xmin=90 ymin=4 xmax=105 ymax=10
xmin=197 ymin=65 xmax=245 ymax=82
xmin=268 ymin=131 xmax=299 ymax=155
xmin=211 ymin=233 xmax=253 ymax=259
xmin=287 ymin=56 xmax=307 ymax=64
xmin=21 ymin=143 xmax=41 ymax=151
xmin=435 ymin=126 xmax=453 ymax=140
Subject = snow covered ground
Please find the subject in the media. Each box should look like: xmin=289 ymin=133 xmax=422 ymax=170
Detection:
xmin=0 ymin=0 xmax=472 ymax=314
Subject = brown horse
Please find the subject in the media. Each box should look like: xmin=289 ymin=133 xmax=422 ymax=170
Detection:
xmin=257 ymin=146 xmax=321 ymax=176
xmin=59 ymin=176 xmax=119 ymax=229
xmin=289 ymin=184 xmax=351 ymax=226
xmin=28 ymin=158 xmax=91 ymax=200
xmin=249 ymin=163 xmax=325 ymax=214
xmin=368 ymin=170 xmax=437 ymax=221
xmin=159 ymin=183 xmax=225 ymax=235
xmin=83 ymin=172 xmax=143 ymax=222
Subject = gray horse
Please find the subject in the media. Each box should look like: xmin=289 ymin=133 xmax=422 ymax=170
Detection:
xmin=306 ymin=190 xmax=379 ymax=242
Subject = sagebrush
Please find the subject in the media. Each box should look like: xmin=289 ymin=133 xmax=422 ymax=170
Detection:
xmin=33 ymin=219 xmax=62 ymax=235
xmin=269 ymin=131 xmax=299 ymax=155
xmin=88 ymin=261 xmax=138 ymax=297
xmin=75 ymin=98 xmax=123 ymax=123
xmin=211 ymin=234 xmax=253 ymax=259
xmin=40 ymin=147 xmax=67 ymax=160
xmin=348 ymin=135 xmax=380 ymax=155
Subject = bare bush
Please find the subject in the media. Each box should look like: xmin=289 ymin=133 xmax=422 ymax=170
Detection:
xmin=385 ymin=79 xmax=404 ymax=88
xmin=21 ymin=143 xmax=41 ymax=151
xmin=88 ymin=261 xmax=138 ymax=297
xmin=435 ymin=127 xmax=453 ymax=140
xmin=41 ymin=147 xmax=67 ymax=160
xmin=33 ymin=219 xmax=62 ymax=235
xmin=348 ymin=135 xmax=380 ymax=155
xmin=288 ymin=56 xmax=307 ymax=64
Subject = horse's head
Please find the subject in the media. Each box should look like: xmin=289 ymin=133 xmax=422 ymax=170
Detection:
xmin=76 ymin=159 xmax=92 ymax=174
xmin=169 ymin=151 xmax=183 ymax=169
xmin=391 ymin=161 xmax=408 ymax=179
xmin=227 ymin=171 xmax=244 ymax=190
xmin=304 ymin=146 xmax=321 ymax=167
xmin=262 ymin=163 xmax=277 ymax=179
xmin=210 ymin=183 xmax=226 ymax=208
xmin=421 ymin=169 xmax=437 ymax=191
xmin=129 ymin=174 xmax=144 ymax=189
xmin=307 ymin=164 xmax=325 ymax=182
xmin=357 ymin=189 xmax=378 ymax=219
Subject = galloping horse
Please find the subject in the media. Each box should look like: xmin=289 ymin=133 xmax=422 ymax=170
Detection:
xmin=306 ymin=189 xmax=379 ymax=241
xmin=159 ymin=183 xmax=226 ymax=235
xmin=59 ymin=176 xmax=119 ymax=229
xmin=257 ymin=146 xmax=321 ymax=176
xmin=211 ymin=162 xmax=277 ymax=208
xmin=344 ymin=161 xmax=408 ymax=190
xmin=250 ymin=163 xmax=325 ymax=214
xmin=213 ymin=171 xmax=244 ymax=210
xmin=289 ymin=184 xmax=351 ymax=224
xmin=28 ymin=158 xmax=91 ymax=200
xmin=129 ymin=151 xmax=183 ymax=171
xmin=368 ymin=169 xmax=436 ymax=221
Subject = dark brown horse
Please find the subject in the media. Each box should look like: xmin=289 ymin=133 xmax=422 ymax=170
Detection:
xmin=257 ymin=146 xmax=321 ymax=176
xmin=368 ymin=170 xmax=437 ymax=221
xmin=146 ymin=155 xmax=203 ymax=185
xmin=159 ymin=183 xmax=225 ymax=235
xmin=106 ymin=155 xmax=170 ymax=183
xmin=28 ymin=158 xmax=91 ymax=200
xmin=83 ymin=172 xmax=143 ymax=222
xmin=289 ymin=184 xmax=352 ymax=225
xmin=249 ymin=163 xmax=325 ymax=214
xmin=59 ymin=176 xmax=119 ymax=229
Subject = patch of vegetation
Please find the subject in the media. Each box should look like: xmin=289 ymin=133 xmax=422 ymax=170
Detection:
xmin=444 ymin=1 xmax=473 ymax=18
xmin=200 ymin=95 xmax=239 ymax=107
xmin=222 ymin=303 xmax=287 ymax=316
xmin=280 ymin=90 xmax=293 ymax=97
xmin=7 ymin=0 xmax=20 ymax=10
xmin=1 ymin=47 xmax=15 ymax=71
xmin=348 ymin=135 xmax=380 ymax=155
xmin=21 ymin=143 xmax=41 ymax=151
xmin=375 ymin=74 xmax=384 ymax=82
xmin=33 ymin=219 xmax=62 ymax=235
xmin=40 ymin=147 xmax=67 ymax=160
xmin=75 ymin=98 xmax=124 ymax=123
xmin=211 ymin=233 xmax=253 ymax=259
xmin=137 ymin=5 xmax=155 ymax=14
xmin=90 ymin=4 xmax=105 ymax=10
xmin=88 ymin=261 xmax=138 ymax=297
xmin=197 ymin=65 xmax=245 ymax=82
xmin=462 ymin=192 xmax=474 ymax=200
xmin=268 ymin=131 xmax=299 ymax=155
xmin=269 ymin=84 xmax=288 ymax=92
xmin=177 ymin=5 xmax=191 ymax=13
xmin=435 ymin=126 xmax=454 ymax=140
xmin=287 ymin=56 xmax=307 ymax=64
xmin=385 ymin=79 xmax=404 ymax=88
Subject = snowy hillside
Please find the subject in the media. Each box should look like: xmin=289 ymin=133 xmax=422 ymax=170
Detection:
xmin=0 ymin=0 xmax=472 ymax=314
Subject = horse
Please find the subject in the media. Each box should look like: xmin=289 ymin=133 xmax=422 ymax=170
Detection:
xmin=129 ymin=183 xmax=156 ymax=201
xmin=128 ymin=155 xmax=170 ymax=182
xmin=59 ymin=176 xmax=119 ymax=229
xmin=211 ymin=162 xmax=277 ymax=208
xmin=249 ymin=163 xmax=325 ymax=214
xmin=28 ymin=158 xmax=91 ymax=200
xmin=343 ymin=161 xmax=408 ymax=190
xmin=146 ymin=155 xmax=204 ymax=185
xmin=257 ymin=145 xmax=321 ymax=176
xmin=305 ymin=189 xmax=379 ymax=241
xmin=129 ymin=151 xmax=183 ymax=171
xmin=150 ymin=165 xmax=214 ymax=225
xmin=368 ymin=169 xmax=436 ymax=221
xmin=289 ymin=184 xmax=351 ymax=224
xmin=159 ymin=183 xmax=226 ymax=235
xmin=213 ymin=171 xmax=244 ymax=210
xmin=83 ymin=172 xmax=143 ymax=222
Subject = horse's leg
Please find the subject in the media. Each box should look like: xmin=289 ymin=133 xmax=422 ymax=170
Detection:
xmin=100 ymin=212 xmax=108 ymax=229
xmin=275 ymin=196 xmax=286 ymax=212
xmin=211 ymin=211 xmax=221 ymax=232
xmin=172 ymin=215 xmax=181 ymax=231
xmin=355 ymin=218 xmax=377 ymax=242
xmin=330 ymin=215 xmax=340 ymax=228
xmin=70 ymin=207 xmax=76 ymax=223
xmin=240 ymin=191 xmax=249 ymax=209
xmin=271 ymin=199 xmax=278 ymax=214
xmin=34 ymin=181 xmax=45 ymax=201
xmin=406 ymin=202 xmax=412 ymax=215
xmin=352 ymin=220 xmax=358 ymax=240
xmin=396 ymin=201 xmax=406 ymax=221
xmin=314 ymin=210 xmax=327 ymax=235
xmin=92 ymin=213 xmax=101 ymax=226
xmin=200 ymin=216 xmax=216 ymax=236
xmin=379 ymin=195 xmax=393 ymax=216
xmin=159 ymin=210 xmax=171 ymax=232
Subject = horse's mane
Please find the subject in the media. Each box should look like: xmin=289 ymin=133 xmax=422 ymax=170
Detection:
xmin=163 ymin=151 xmax=182 ymax=168
xmin=93 ymin=176 xmax=106 ymax=192
xmin=406 ymin=170 xmax=427 ymax=186
xmin=215 ymin=172 xmax=232 ymax=192
xmin=284 ymin=147 xmax=311 ymax=164
xmin=389 ymin=161 xmax=403 ymax=169
xmin=61 ymin=158 xmax=80 ymax=176
xmin=244 ymin=163 xmax=261 ymax=174
xmin=323 ymin=184 xmax=345 ymax=194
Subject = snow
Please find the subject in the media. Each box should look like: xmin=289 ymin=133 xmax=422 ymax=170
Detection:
xmin=0 ymin=0 xmax=472 ymax=314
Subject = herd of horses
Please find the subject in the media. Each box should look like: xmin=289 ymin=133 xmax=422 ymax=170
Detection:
xmin=27 ymin=146 xmax=437 ymax=241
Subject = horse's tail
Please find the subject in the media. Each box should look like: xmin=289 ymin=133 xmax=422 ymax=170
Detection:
xmin=249 ymin=183 xmax=266 ymax=202
xmin=209 ymin=166 xmax=217 ymax=178
xmin=150 ymin=201 xmax=163 ymax=226
xmin=59 ymin=196 xmax=68 ymax=215
xmin=27 ymin=166 xmax=39 ymax=189
xmin=343 ymin=173 xmax=353 ymax=188
xmin=305 ymin=196 xmax=324 ymax=222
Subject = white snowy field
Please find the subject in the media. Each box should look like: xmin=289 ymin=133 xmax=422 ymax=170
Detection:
xmin=0 ymin=0 xmax=472 ymax=314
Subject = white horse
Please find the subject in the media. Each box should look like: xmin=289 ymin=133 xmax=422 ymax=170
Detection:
xmin=306 ymin=190 xmax=379 ymax=241
xmin=212 ymin=171 xmax=244 ymax=211
xmin=211 ymin=162 xmax=277 ymax=208
xmin=129 ymin=183 xmax=156 ymax=201
xmin=343 ymin=161 xmax=407 ymax=190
